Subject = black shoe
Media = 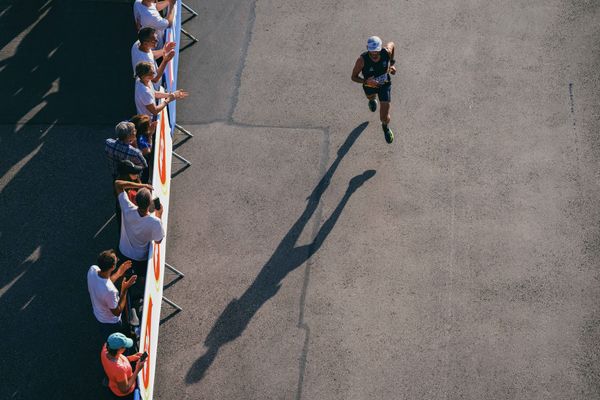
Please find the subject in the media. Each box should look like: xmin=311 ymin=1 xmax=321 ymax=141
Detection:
xmin=383 ymin=125 xmax=394 ymax=144
xmin=368 ymin=99 xmax=377 ymax=112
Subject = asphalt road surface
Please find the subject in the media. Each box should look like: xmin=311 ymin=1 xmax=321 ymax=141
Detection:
xmin=1 ymin=0 xmax=600 ymax=399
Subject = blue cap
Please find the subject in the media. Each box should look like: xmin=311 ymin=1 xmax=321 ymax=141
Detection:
xmin=367 ymin=36 xmax=382 ymax=52
xmin=107 ymin=332 xmax=134 ymax=350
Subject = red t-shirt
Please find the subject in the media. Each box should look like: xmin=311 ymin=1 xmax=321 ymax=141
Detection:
xmin=100 ymin=344 xmax=135 ymax=397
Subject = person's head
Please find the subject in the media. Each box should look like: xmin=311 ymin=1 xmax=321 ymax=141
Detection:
xmin=97 ymin=249 xmax=117 ymax=273
xmin=115 ymin=121 xmax=137 ymax=143
xmin=106 ymin=332 xmax=134 ymax=357
xmin=367 ymin=36 xmax=382 ymax=57
xmin=130 ymin=114 xmax=152 ymax=137
xmin=135 ymin=188 xmax=152 ymax=211
xmin=138 ymin=27 xmax=158 ymax=48
xmin=117 ymin=159 xmax=143 ymax=181
xmin=135 ymin=61 xmax=155 ymax=81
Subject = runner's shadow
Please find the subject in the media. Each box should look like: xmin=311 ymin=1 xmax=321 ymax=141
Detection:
xmin=186 ymin=122 xmax=375 ymax=383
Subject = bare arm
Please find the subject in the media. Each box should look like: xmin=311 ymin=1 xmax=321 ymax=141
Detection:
xmin=151 ymin=50 xmax=175 ymax=83
xmin=115 ymin=359 xmax=146 ymax=394
xmin=114 ymin=180 xmax=153 ymax=194
xmin=155 ymin=0 xmax=170 ymax=11
xmin=166 ymin=0 xmax=176 ymax=27
xmin=384 ymin=42 xmax=395 ymax=60
xmin=109 ymin=275 xmax=137 ymax=317
xmin=351 ymin=56 xmax=365 ymax=84
xmin=152 ymin=41 xmax=175 ymax=60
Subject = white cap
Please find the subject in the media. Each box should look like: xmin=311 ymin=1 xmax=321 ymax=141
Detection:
xmin=367 ymin=36 xmax=382 ymax=51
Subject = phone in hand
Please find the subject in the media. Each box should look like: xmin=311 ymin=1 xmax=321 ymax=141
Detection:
xmin=153 ymin=197 xmax=161 ymax=211
xmin=140 ymin=351 xmax=148 ymax=362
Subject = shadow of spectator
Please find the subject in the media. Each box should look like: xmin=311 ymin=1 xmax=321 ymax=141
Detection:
xmin=186 ymin=122 xmax=375 ymax=383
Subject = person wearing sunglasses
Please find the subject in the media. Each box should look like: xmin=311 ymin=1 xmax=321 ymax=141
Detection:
xmin=131 ymin=27 xmax=175 ymax=90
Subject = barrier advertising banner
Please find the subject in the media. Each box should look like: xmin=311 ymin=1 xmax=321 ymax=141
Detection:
xmin=135 ymin=107 xmax=173 ymax=400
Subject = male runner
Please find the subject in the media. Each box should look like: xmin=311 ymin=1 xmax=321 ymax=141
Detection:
xmin=351 ymin=36 xmax=396 ymax=143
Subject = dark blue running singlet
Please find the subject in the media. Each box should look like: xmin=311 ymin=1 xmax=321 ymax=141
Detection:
xmin=361 ymin=48 xmax=391 ymax=85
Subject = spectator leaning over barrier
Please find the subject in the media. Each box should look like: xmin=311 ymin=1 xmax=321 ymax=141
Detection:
xmin=105 ymin=122 xmax=148 ymax=179
xmin=87 ymin=250 xmax=137 ymax=339
xmin=133 ymin=0 xmax=176 ymax=45
xmin=101 ymin=332 xmax=146 ymax=399
xmin=134 ymin=61 xmax=188 ymax=117
xmin=116 ymin=182 xmax=164 ymax=283
xmin=131 ymin=27 xmax=175 ymax=90
xmin=114 ymin=161 xmax=153 ymax=236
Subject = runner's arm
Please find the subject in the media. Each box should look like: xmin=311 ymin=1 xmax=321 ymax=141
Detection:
xmin=351 ymin=57 xmax=366 ymax=84
xmin=384 ymin=42 xmax=395 ymax=63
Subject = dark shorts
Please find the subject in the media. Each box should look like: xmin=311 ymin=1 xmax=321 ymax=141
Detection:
xmin=363 ymin=83 xmax=391 ymax=102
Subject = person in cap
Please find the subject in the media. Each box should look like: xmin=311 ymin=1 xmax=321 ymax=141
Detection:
xmin=351 ymin=36 xmax=397 ymax=143
xmin=101 ymin=332 xmax=146 ymax=398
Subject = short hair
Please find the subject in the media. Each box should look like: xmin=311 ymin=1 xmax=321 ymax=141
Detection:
xmin=106 ymin=345 xmax=119 ymax=357
xmin=135 ymin=61 xmax=154 ymax=78
xmin=138 ymin=27 xmax=156 ymax=43
xmin=97 ymin=250 xmax=117 ymax=272
xmin=115 ymin=121 xmax=136 ymax=141
xmin=130 ymin=114 xmax=151 ymax=136
xmin=135 ymin=188 xmax=152 ymax=211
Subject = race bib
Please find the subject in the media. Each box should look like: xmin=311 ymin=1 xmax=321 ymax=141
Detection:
xmin=373 ymin=73 xmax=389 ymax=85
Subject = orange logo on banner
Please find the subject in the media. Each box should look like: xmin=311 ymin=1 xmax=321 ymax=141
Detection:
xmin=153 ymin=243 xmax=161 ymax=281
xmin=142 ymin=297 xmax=153 ymax=388
xmin=158 ymin=111 xmax=167 ymax=185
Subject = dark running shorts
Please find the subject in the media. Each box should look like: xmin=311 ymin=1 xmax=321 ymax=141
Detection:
xmin=363 ymin=83 xmax=391 ymax=102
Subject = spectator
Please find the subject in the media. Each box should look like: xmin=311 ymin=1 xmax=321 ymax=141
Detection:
xmin=129 ymin=114 xmax=155 ymax=159
xmin=133 ymin=0 xmax=176 ymax=45
xmin=101 ymin=332 xmax=146 ymax=399
xmin=116 ymin=183 xmax=165 ymax=280
xmin=105 ymin=122 xmax=148 ymax=179
xmin=130 ymin=115 xmax=156 ymax=183
xmin=134 ymin=61 xmax=188 ymax=117
xmin=87 ymin=250 xmax=137 ymax=339
xmin=114 ymin=161 xmax=153 ymax=235
xmin=131 ymin=27 xmax=176 ymax=90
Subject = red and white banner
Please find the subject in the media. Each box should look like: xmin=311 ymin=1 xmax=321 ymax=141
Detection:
xmin=137 ymin=106 xmax=173 ymax=400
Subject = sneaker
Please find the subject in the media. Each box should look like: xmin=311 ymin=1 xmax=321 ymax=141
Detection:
xmin=383 ymin=126 xmax=394 ymax=144
xmin=368 ymin=99 xmax=377 ymax=112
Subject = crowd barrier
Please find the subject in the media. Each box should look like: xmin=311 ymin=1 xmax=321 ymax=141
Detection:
xmin=134 ymin=107 xmax=173 ymax=400
xmin=132 ymin=2 xmax=187 ymax=400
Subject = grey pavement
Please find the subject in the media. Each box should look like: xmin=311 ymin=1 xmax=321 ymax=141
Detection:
xmin=1 ymin=0 xmax=600 ymax=400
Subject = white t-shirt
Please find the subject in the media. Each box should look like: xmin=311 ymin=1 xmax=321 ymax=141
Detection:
xmin=135 ymin=78 xmax=155 ymax=116
xmin=133 ymin=1 xmax=169 ymax=44
xmin=131 ymin=41 xmax=161 ymax=90
xmin=87 ymin=265 xmax=120 ymax=324
xmin=119 ymin=192 xmax=165 ymax=261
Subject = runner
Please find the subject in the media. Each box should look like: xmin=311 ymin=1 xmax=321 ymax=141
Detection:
xmin=351 ymin=36 xmax=396 ymax=143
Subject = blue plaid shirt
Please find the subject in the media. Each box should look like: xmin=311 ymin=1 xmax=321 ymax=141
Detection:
xmin=104 ymin=138 xmax=148 ymax=176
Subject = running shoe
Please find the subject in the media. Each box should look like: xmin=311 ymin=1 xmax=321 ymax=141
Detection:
xmin=383 ymin=126 xmax=394 ymax=144
xmin=368 ymin=99 xmax=377 ymax=112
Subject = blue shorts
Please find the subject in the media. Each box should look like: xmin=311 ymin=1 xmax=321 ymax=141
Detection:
xmin=363 ymin=83 xmax=391 ymax=102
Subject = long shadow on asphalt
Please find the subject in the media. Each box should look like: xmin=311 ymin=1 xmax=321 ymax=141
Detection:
xmin=186 ymin=121 xmax=375 ymax=383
